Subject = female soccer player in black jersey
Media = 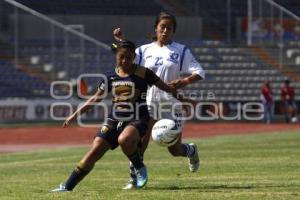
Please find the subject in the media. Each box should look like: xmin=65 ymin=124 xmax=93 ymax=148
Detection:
xmin=51 ymin=40 xmax=179 ymax=192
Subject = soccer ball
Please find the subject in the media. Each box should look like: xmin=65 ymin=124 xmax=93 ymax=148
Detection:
xmin=291 ymin=117 xmax=298 ymax=123
xmin=151 ymin=119 xmax=181 ymax=147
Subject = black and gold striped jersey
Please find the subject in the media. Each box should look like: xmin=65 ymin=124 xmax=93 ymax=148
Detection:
xmin=99 ymin=64 xmax=160 ymax=120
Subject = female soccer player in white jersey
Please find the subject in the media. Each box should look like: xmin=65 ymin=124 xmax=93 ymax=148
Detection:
xmin=114 ymin=12 xmax=205 ymax=189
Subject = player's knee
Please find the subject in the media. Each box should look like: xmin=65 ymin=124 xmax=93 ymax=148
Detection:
xmin=118 ymin=134 xmax=137 ymax=147
xmin=118 ymin=134 xmax=127 ymax=145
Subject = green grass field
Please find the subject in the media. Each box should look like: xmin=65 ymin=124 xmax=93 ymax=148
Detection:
xmin=0 ymin=131 xmax=300 ymax=200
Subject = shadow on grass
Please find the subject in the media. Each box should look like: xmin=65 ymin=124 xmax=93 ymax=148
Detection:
xmin=147 ymin=184 xmax=254 ymax=191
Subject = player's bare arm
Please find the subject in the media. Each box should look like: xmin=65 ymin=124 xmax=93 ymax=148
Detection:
xmin=63 ymin=89 xmax=104 ymax=127
xmin=154 ymin=79 xmax=197 ymax=106
xmin=169 ymin=73 xmax=202 ymax=89
xmin=154 ymin=79 xmax=177 ymax=96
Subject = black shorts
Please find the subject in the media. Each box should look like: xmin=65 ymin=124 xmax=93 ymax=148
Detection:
xmin=96 ymin=117 xmax=148 ymax=150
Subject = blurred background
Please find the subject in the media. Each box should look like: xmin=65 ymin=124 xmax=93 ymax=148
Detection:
xmin=0 ymin=0 xmax=300 ymax=124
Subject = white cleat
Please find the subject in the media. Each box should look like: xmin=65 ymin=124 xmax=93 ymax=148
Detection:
xmin=51 ymin=183 xmax=69 ymax=192
xmin=122 ymin=162 xmax=137 ymax=190
xmin=122 ymin=179 xmax=137 ymax=190
xmin=188 ymin=143 xmax=200 ymax=172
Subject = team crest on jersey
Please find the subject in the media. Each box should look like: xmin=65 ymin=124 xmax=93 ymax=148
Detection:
xmin=167 ymin=52 xmax=179 ymax=64
xmin=112 ymin=81 xmax=135 ymax=101
xmin=100 ymin=125 xmax=109 ymax=134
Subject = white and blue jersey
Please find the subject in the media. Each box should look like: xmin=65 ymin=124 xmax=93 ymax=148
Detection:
xmin=134 ymin=41 xmax=205 ymax=104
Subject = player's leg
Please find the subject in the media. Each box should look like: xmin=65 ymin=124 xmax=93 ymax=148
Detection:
xmin=123 ymin=115 xmax=156 ymax=189
xmin=268 ymin=102 xmax=273 ymax=123
xmin=167 ymin=133 xmax=184 ymax=156
xmin=124 ymin=118 xmax=156 ymax=186
xmin=118 ymin=125 xmax=142 ymax=158
xmin=51 ymin=137 xmax=111 ymax=192
xmin=140 ymin=117 xmax=156 ymax=154
xmin=52 ymin=119 xmax=118 ymax=192
xmin=265 ymin=102 xmax=272 ymax=124
xmin=283 ymin=100 xmax=290 ymax=123
xmin=123 ymin=103 xmax=158 ymax=189
xmin=140 ymin=101 xmax=159 ymax=154
xmin=290 ymin=101 xmax=298 ymax=122
xmin=167 ymin=133 xmax=200 ymax=172
xmin=122 ymin=118 xmax=153 ymax=189
xmin=167 ymin=110 xmax=200 ymax=172
xmin=166 ymin=111 xmax=186 ymax=157
xmin=118 ymin=123 xmax=148 ymax=188
xmin=291 ymin=101 xmax=297 ymax=117
xmin=263 ymin=102 xmax=268 ymax=123
xmin=167 ymin=133 xmax=196 ymax=158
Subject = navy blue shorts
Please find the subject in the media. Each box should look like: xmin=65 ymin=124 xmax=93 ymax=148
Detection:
xmin=96 ymin=118 xmax=148 ymax=150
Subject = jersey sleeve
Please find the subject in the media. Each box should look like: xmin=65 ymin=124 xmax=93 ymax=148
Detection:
xmin=145 ymin=68 xmax=160 ymax=86
xmin=134 ymin=47 xmax=143 ymax=65
xmin=181 ymin=48 xmax=205 ymax=79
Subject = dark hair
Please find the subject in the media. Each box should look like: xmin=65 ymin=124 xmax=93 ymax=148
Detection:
xmin=284 ymin=79 xmax=290 ymax=85
xmin=152 ymin=12 xmax=177 ymax=41
xmin=111 ymin=40 xmax=136 ymax=54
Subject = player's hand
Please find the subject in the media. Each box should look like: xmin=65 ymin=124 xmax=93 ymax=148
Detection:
xmin=62 ymin=114 xmax=76 ymax=128
xmin=169 ymin=78 xmax=188 ymax=89
xmin=167 ymin=84 xmax=178 ymax=97
xmin=113 ymin=28 xmax=125 ymax=42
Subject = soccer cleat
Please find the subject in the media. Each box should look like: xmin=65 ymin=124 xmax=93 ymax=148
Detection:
xmin=51 ymin=183 xmax=70 ymax=192
xmin=122 ymin=162 xmax=137 ymax=190
xmin=135 ymin=166 xmax=148 ymax=188
xmin=188 ymin=143 xmax=200 ymax=172
xmin=122 ymin=178 xmax=137 ymax=190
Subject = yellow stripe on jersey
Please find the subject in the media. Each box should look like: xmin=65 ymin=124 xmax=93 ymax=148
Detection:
xmin=133 ymin=65 xmax=146 ymax=79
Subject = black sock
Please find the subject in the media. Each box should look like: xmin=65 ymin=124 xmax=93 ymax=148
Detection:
xmin=129 ymin=164 xmax=136 ymax=179
xmin=65 ymin=166 xmax=90 ymax=191
xmin=127 ymin=151 xmax=144 ymax=170
xmin=129 ymin=154 xmax=144 ymax=179
xmin=137 ymin=140 xmax=144 ymax=162
xmin=181 ymin=144 xmax=195 ymax=158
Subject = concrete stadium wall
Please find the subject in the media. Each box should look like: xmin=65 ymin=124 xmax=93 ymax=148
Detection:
xmin=0 ymin=99 xmax=110 ymax=123
xmin=7 ymin=14 xmax=203 ymax=41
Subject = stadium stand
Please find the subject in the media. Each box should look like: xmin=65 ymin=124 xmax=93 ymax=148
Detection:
xmin=0 ymin=60 xmax=50 ymax=98
xmin=1 ymin=0 xmax=300 ymax=103
xmin=18 ymin=40 xmax=114 ymax=77
xmin=185 ymin=42 xmax=300 ymax=102
xmin=12 ymin=0 xmax=163 ymax=15
xmin=2 ymin=41 xmax=300 ymax=101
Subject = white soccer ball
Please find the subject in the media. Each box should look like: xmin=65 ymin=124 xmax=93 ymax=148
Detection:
xmin=151 ymin=119 xmax=181 ymax=147
xmin=291 ymin=117 xmax=298 ymax=123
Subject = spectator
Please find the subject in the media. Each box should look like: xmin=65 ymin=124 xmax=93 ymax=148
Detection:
xmin=281 ymin=79 xmax=298 ymax=123
xmin=260 ymin=81 xmax=273 ymax=124
xmin=292 ymin=23 xmax=300 ymax=40
xmin=273 ymin=23 xmax=284 ymax=39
